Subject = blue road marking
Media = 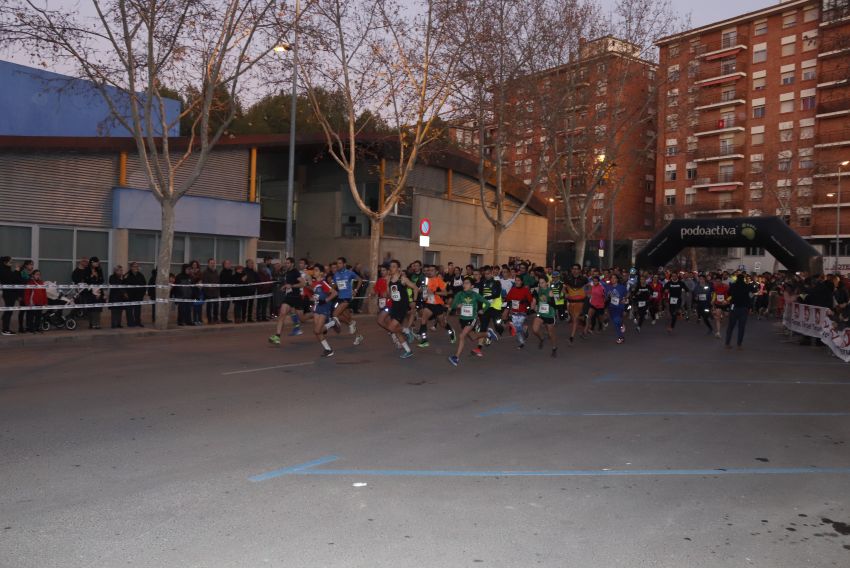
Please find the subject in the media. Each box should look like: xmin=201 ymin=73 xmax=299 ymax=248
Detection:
xmin=249 ymin=455 xmax=339 ymax=482
xmin=478 ymin=407 xmax=850 ymax=417
xmin=593 ymin=376 xmax=850 ymax=386
xmin=249 ymin=457 xmax=850 ymax=480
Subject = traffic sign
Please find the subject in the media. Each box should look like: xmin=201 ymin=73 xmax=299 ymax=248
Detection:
xmin=419 ymin=235 xmax=430 ymax=248
xmin=420 ymin=218 xmax=431 ymax=236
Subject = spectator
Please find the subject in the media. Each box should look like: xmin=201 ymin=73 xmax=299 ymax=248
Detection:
xmin=124 ymin=262 xmax=147 ymax=327
xmin=244 ymin=259 xmax=258 ymax=323
xmin=16 ymin=260 xmax=33 ymax=334
xmin=190 ymin=260 xmax=203 ymax=325
xmin=219 ymin=260 xmax=235 ymax=323
xmin=255 ymin=261 xmax=272 ymax=322
xmin=1 ymin=256 xmax=24 ymax=335
xmin=108 ymin=265 xmax=128 ymax=328
xmin=23 ymin=268 xmax=47 ymax=333
xmin=71 ymin=258 xmax=89 ymax=284
xmin=80 ymin=257 xmax=105 ymax=329
xmin=174 ymin=264 xmax=194 ymax=326
xmin=201 ymin=258 xmax=220 ymax=324
xmin=233 ymin=264 xmax=248 ymax=323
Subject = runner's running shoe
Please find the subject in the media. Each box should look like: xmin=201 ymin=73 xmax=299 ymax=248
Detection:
xmin=268 ymin=334 xmax=281 ymax=345
xmin=448 ymin=355 xmax=459 ymax=367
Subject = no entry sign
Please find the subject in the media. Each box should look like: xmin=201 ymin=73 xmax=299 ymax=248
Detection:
xmin=420 ymin=218 xmax=431 ymax=236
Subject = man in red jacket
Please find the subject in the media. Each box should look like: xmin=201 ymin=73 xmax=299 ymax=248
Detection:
xmin=23 ymin=269 xmax=48 ymax=333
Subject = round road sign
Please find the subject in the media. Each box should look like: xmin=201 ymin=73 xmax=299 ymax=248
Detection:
xmin=419 ymin=218 xmax=431 ymax=236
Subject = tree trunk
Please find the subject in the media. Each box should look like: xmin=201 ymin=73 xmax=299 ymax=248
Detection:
xmin=368 ymin=217 xmax=382 ymax=313
xmin=574 ymin=236 xmax=587 ymax=268
xmin=492 ymin=224 xmax=503 ymax=266
xmin=154 ymin=198 xmax=176 ymax=330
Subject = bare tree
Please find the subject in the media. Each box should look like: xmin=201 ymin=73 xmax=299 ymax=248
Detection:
xmin=297 ymin=0 xmax=462 ymax=273
xmin=1 ymin=0 xmax=291 ymax=328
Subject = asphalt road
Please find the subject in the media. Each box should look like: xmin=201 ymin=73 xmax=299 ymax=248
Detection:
xmin=1 ymin=315 xmax=849 ymax=567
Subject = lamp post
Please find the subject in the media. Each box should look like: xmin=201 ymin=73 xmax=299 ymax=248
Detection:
xmin=835 ymin=160 xmax=849 ymax=273
xmin=274 ymin=0 xmax=300 ymax=260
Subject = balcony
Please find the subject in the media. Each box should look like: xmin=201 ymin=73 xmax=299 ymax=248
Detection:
xmin=697 ymin=35 xmax=749 ymax=60
xmin=817 ymin=67 xmax=850 ymax=88
xmin=693 ymin=144 xmax=745 ymax=162
xmin=695 ymin=89 xmax=746 ymax=110
xmin=693 ymin=116 xmax=745 ymax=136
xmin=817 ymin=97 xmax=850 ymax=117
xmin=815 ymin=129 xmax=850 ymax=148
xmin=821 ymin=4 xmax=850 ymax=27
xmin=818 ymin=36 xmax=850 ymax=58
xmin=692 ymin=172 xmax=744 ymax=190
xmin=695 ymin=60 xmax=747 ymax=85
xmin=813 ymin=161 xmax=850 ymax=178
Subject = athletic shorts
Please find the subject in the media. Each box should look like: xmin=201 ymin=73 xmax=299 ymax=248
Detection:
xmin=459 ymin=318 xmax=476 ymax=329
xmin=538 ymin=316 xmax=556 ymax=326
xmin=389 ymin=305 xmax=408 ymax=323
xmin=479 ymin=307 xmax=501 ymax=329
xmin=314 ymin=304 xmax=332 ymax=318
xmin=283 ymin=296 xmax=303 ymax=310
xmin=424 ymin=304 xmax=446 ymax=317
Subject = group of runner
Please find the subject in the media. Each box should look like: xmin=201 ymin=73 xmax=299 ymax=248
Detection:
xmin=266 ymin=257 xmax=770 ymax=364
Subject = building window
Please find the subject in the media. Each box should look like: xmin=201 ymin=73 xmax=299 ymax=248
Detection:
xmin=423 ymin=250 xmax=440 ymax=266
xmin=687 ymin=166 xmax=697 ymax=180
xmin=753 ymin=76 xmax=766 ymax=91
xmin=782 ymin=12 xmax=796 ymax=28
xmin=0 ymin=224 xmax=33 ymax=266
xmin=752 ymin=132 xmax=765 ymax=145
xmin=38 ymin=227 xmax=110 ymax=283
xmin=800 ymin=126 xmax=814 ymax=139
xmin=781 ymin=71 xmax=795 ymax=85
xmin=799 ymin=215 xmax=811 ymax=227
xmin=780 ymin=128 xmax=794 ymax=142
xmin=780 ymin=100 xmax=794 ymax=113
xmin=802 ymin=68 xmax=816 ymax=81
xmin=753 ymin=105 xmax=766 ymax=118
xmin=800 ymin=96 xmax=816 ymax=111
xmin=665 ymin=195 xmax=676 ymax=206
xmin=754 ymin=21 xmax=767 ymax=36
xmin=664 ymin=169 xmax=677 ymax=181
xmin=778 ymin=158 xmax=792 ymax=172
xmin=781 ymin=42 xmax=796 ymax=57
xmin=798 ymin=185 xmax=812 ymax=197
xmin=799 ymin=156 xmax=814 ymax=169
xmin=750 ymin=190 xmax=763 ymax=200
xmin=745 ymin=247 xmax=766 ymax=256
xmin=469 ymin=253 xmax=483 ymax=268
xmin=753 ymin=48 xmax=767 ymax=63
xmin=666 ymin=145 xmax=678 ymax=156
xmin=669 ymin=44 xmax=680 ymax=58
xmin=804 ymin=7 xmax=818 ymax=22
xmin=719 ymin=165 xmax=735 ymax=182
xmin=383 ymin=187 xmax=414 ymax=239
xmin=751 ymin=162 xmax=764 ymax=174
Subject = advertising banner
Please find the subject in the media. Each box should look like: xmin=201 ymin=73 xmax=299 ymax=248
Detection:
xmin=783 ymin=302 xmax=850 ymax=363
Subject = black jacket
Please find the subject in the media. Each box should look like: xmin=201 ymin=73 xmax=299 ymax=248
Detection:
xmin=108 ymin=274 xmax=129 ymax=303
xmin=174 ymin=272 xmax=194 ymax=300
xmin=219 ymin=268 xmax=236 ymax=298
xmin=729 ymin=279 xmax=752 ymax=309
xmin=124 ymin=271 xmax=148 ymax=301
xmin=1 ymin=263 xmax=23 ymax=303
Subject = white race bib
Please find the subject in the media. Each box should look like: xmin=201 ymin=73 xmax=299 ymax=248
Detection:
xmin=390 ymin=286 xmax=401 ymax=301
xmin=378 ymin=298 xmax=387 ymax=308
xmin=511 ymin=300 xmax=520 ymax=310
xmin=717 ymin=294 xmax=725 ymax=302
xmin=453 ymin=278 xmax=463 ymax=287
xmin=698 ymin=294 xmax=707 ymax=301
xmin=539 ymin=303 xmax=550 ymax=314
xmin=461 ymin=304 xmax=474 ymax=317
xmin=312 ymin=294 xmax=319 ymax=303
xmin=610 ymin=296 xmax=620 ymax=306
xmin=652 ymin=292 xmax=659 ymax=299
xmin=638 ymin=301 xmax=646 ymax=307
xmin=337 ymin=280 xmax=348 ymax=290
xmin=670 ymin=297 xmax=679 ymax=305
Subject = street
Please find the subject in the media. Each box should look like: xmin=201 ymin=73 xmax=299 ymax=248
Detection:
xmin=1 ymin=317 xmax=849 ymax=567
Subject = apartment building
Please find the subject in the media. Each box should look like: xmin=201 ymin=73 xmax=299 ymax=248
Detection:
xmin=656 ymin=0 xmax=850 ymax=272
xmin=451 ymin=36 xmax=658 ymax=267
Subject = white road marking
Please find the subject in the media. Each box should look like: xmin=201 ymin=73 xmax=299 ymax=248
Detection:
xmin=222 ymin=361 xmax=315 ymax=375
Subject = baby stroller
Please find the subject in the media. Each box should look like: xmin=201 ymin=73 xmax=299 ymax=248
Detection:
xmin=41 ymin=284 xmax=78 ymax=331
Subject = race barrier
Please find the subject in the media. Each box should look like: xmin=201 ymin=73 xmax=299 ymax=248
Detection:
xmin=783 ymin=301 xmax=850 ymax=363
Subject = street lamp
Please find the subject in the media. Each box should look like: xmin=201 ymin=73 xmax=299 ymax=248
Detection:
xmin=829 ymin=160 xmax=850 ymax=273
xmin=278 ymin=0 xmax=300 ymax=260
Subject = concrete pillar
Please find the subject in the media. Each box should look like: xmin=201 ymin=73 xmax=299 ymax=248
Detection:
xmin=113 ymin=228 xmax=129 ymax=269
xmin=245 ymin=237 xmax=258 ymax=263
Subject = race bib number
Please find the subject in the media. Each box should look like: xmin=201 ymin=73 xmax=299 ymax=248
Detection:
xmin=610 ymin=296 xmax=620 ymax=306
xmin=698 ymin=294 xmax=707 ymax=302
xmin=652 ymin=292 xmax=659 ymax=299
xmin=511 ymin=300 xmax=520 ymax=310
xmin=337 ymin=280 xmax=348 ymax=290
xmin=390 ymin=286 xmax=401 ymax=301
xmin=453 ymin=278 xmax=463 ymax=287
xmin=638 ymin=301 xmax=646 ymax=308
xmin=312 ymin=294 xmax=320 ymax=303
xmin=717 ymin=294 xmax=725 ymax=302
xmin=538 ymin=303 xmax=550 ymax=314
xmin=461 ymin=304 xmax=474 ymax=317
xmin=670 ymin=297 xmax=678 ymax=305
xmin=378 ymin=298 xmax=387 ymax=308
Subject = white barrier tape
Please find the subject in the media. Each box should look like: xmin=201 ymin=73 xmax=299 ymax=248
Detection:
xmin=0 ymin=281 xmax=375 ymax=290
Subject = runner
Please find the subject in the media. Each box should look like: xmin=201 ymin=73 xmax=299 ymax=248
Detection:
xmin=309 ymin=263 xmax=338 ymax=358
xmin=386 ymin=260 xmax=416 ymax=358
xmin=448 ymin=278 xmax=489 ymax=366
xmin=531 ymin=274 xmax=558 ymax=357
xmin=648 ymin=274 xmax=663 ymax=325
xmin=373 ymin=265 xmax=400 ymax=349
xmin=584 ymin=274 xmax=607 ymax=336
xmin=563 ymin=264 xmax=588 ymax=343
xmin=418 ymin=264 xmax=455 ymax=347
xmin=694 ymin=274 xmax=714 ymax=334
xmin=605 ymin=274 xmax=628 ymax=344
xmin=327 ymin=257 xmax=364 ymax=345
xmin=268 ymin=257 xmax=306 ymax=345
xmin=476 ymin=266 xmax=503 ymax=346
xmin=631 ymin=274 xmax=652 ymax=333
xmin=505 ymin=274 xmax=533 ymax=349
xmin=711 ymin=274 xmax=730 ymax=339
xmin=664 ymin=271 xmax=684 ymax=334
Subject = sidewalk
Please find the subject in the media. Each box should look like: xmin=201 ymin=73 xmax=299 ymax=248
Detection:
xmin=0 ymin=320 xmax=273 ymax=349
